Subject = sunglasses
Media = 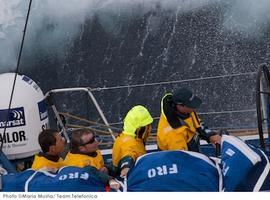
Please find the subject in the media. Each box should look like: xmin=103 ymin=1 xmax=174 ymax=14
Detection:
xmin=80 ymin=135 xmax=96 ymax=146
xmin=80 ymin=135 xmax=102 ymax=146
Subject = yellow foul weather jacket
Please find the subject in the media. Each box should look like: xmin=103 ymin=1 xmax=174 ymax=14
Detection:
xmin=157 ymin=93 xmax=206 ymax=151
xmin=31 ymin=153 xmax=64 ymax=170
xmin=62 ymin=150 xmax=104 ymax=170
xmin=112 ymin=133 xmax=146 ymax=169
xmin=112 ymin=105 xmax=153 ymax=175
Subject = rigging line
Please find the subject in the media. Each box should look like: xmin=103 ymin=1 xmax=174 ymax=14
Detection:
xmin=90 ymin=71 xmax=256 ymax=92
xmin=60 ymin=112 xmax=122 ymax=131
xmin=199 ymin=109 xmax=256 ymax=115
xmin=208 ymin=127 xmax=260 ymax=132
xmin=66 ymin=124 xmax=118 ymax=136
xmin=108 ymin=109 xmax=257 ymax=125
xmin=1 ymin=0 xmax=33 ymax=151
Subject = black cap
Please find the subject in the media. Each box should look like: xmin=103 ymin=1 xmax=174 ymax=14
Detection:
xmin=172 ymin=88 xmax=202 ymax=109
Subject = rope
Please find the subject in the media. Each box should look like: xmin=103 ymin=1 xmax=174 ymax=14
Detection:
xmin=60 ymin=112 xmax=260 ymax=146
xmin=66 ymin=123 xmax=118 ymax=136
xmin=60 ymin=112 xmax=122 ymax=131
xmin=1 ymin=0 xmax=32 ymax=151
xmin=108 ymin=109 xmax=257 ymax=125
xmin=61 ymin=113 xmax=157 ymax=140
xmin=199 ymin=109 xmax=256 ymax=115
xmin=90 ymin=71 xmax=256 ymax=92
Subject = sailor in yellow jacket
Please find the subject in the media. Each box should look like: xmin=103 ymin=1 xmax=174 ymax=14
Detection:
xmin=112 ymin=105 xmax=153 ymax=178
xmin=63 ymin=128 xmax=120 ymax=190
xmin=63 ymin=128 xmax=105 ymax=171
xmin=157 ymin=88 xmax=221 ymax=152
xmin=31 ymin=129 xmax=65 ymax=171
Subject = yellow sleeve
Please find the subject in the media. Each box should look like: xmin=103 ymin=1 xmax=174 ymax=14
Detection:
xmin=119 ymin=139 xmax=139 ymax=161
xmin=112 ymin=136 xmax=139 ymax=168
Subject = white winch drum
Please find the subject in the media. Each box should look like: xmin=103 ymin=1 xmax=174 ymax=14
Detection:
xmin=0 ymin=73 xmax=49 ymax=160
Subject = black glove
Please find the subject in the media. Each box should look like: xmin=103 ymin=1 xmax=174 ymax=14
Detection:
xmin=197 ymin=123 xmax=217 ymax=143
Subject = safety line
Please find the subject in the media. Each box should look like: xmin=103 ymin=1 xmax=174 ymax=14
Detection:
xmin=90 ymin=71 xmax=256 ymax=92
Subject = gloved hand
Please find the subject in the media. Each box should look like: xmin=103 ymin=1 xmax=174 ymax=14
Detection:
xmin=109 ymin=179 xmax=121 ymax=190
xmin=99 ymin=166 xmax=109 ymax=174
xmin=120 ymin=167 xmax=130 ymax=178
xmin=209 ymin=134 xmax=221 ymax=145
